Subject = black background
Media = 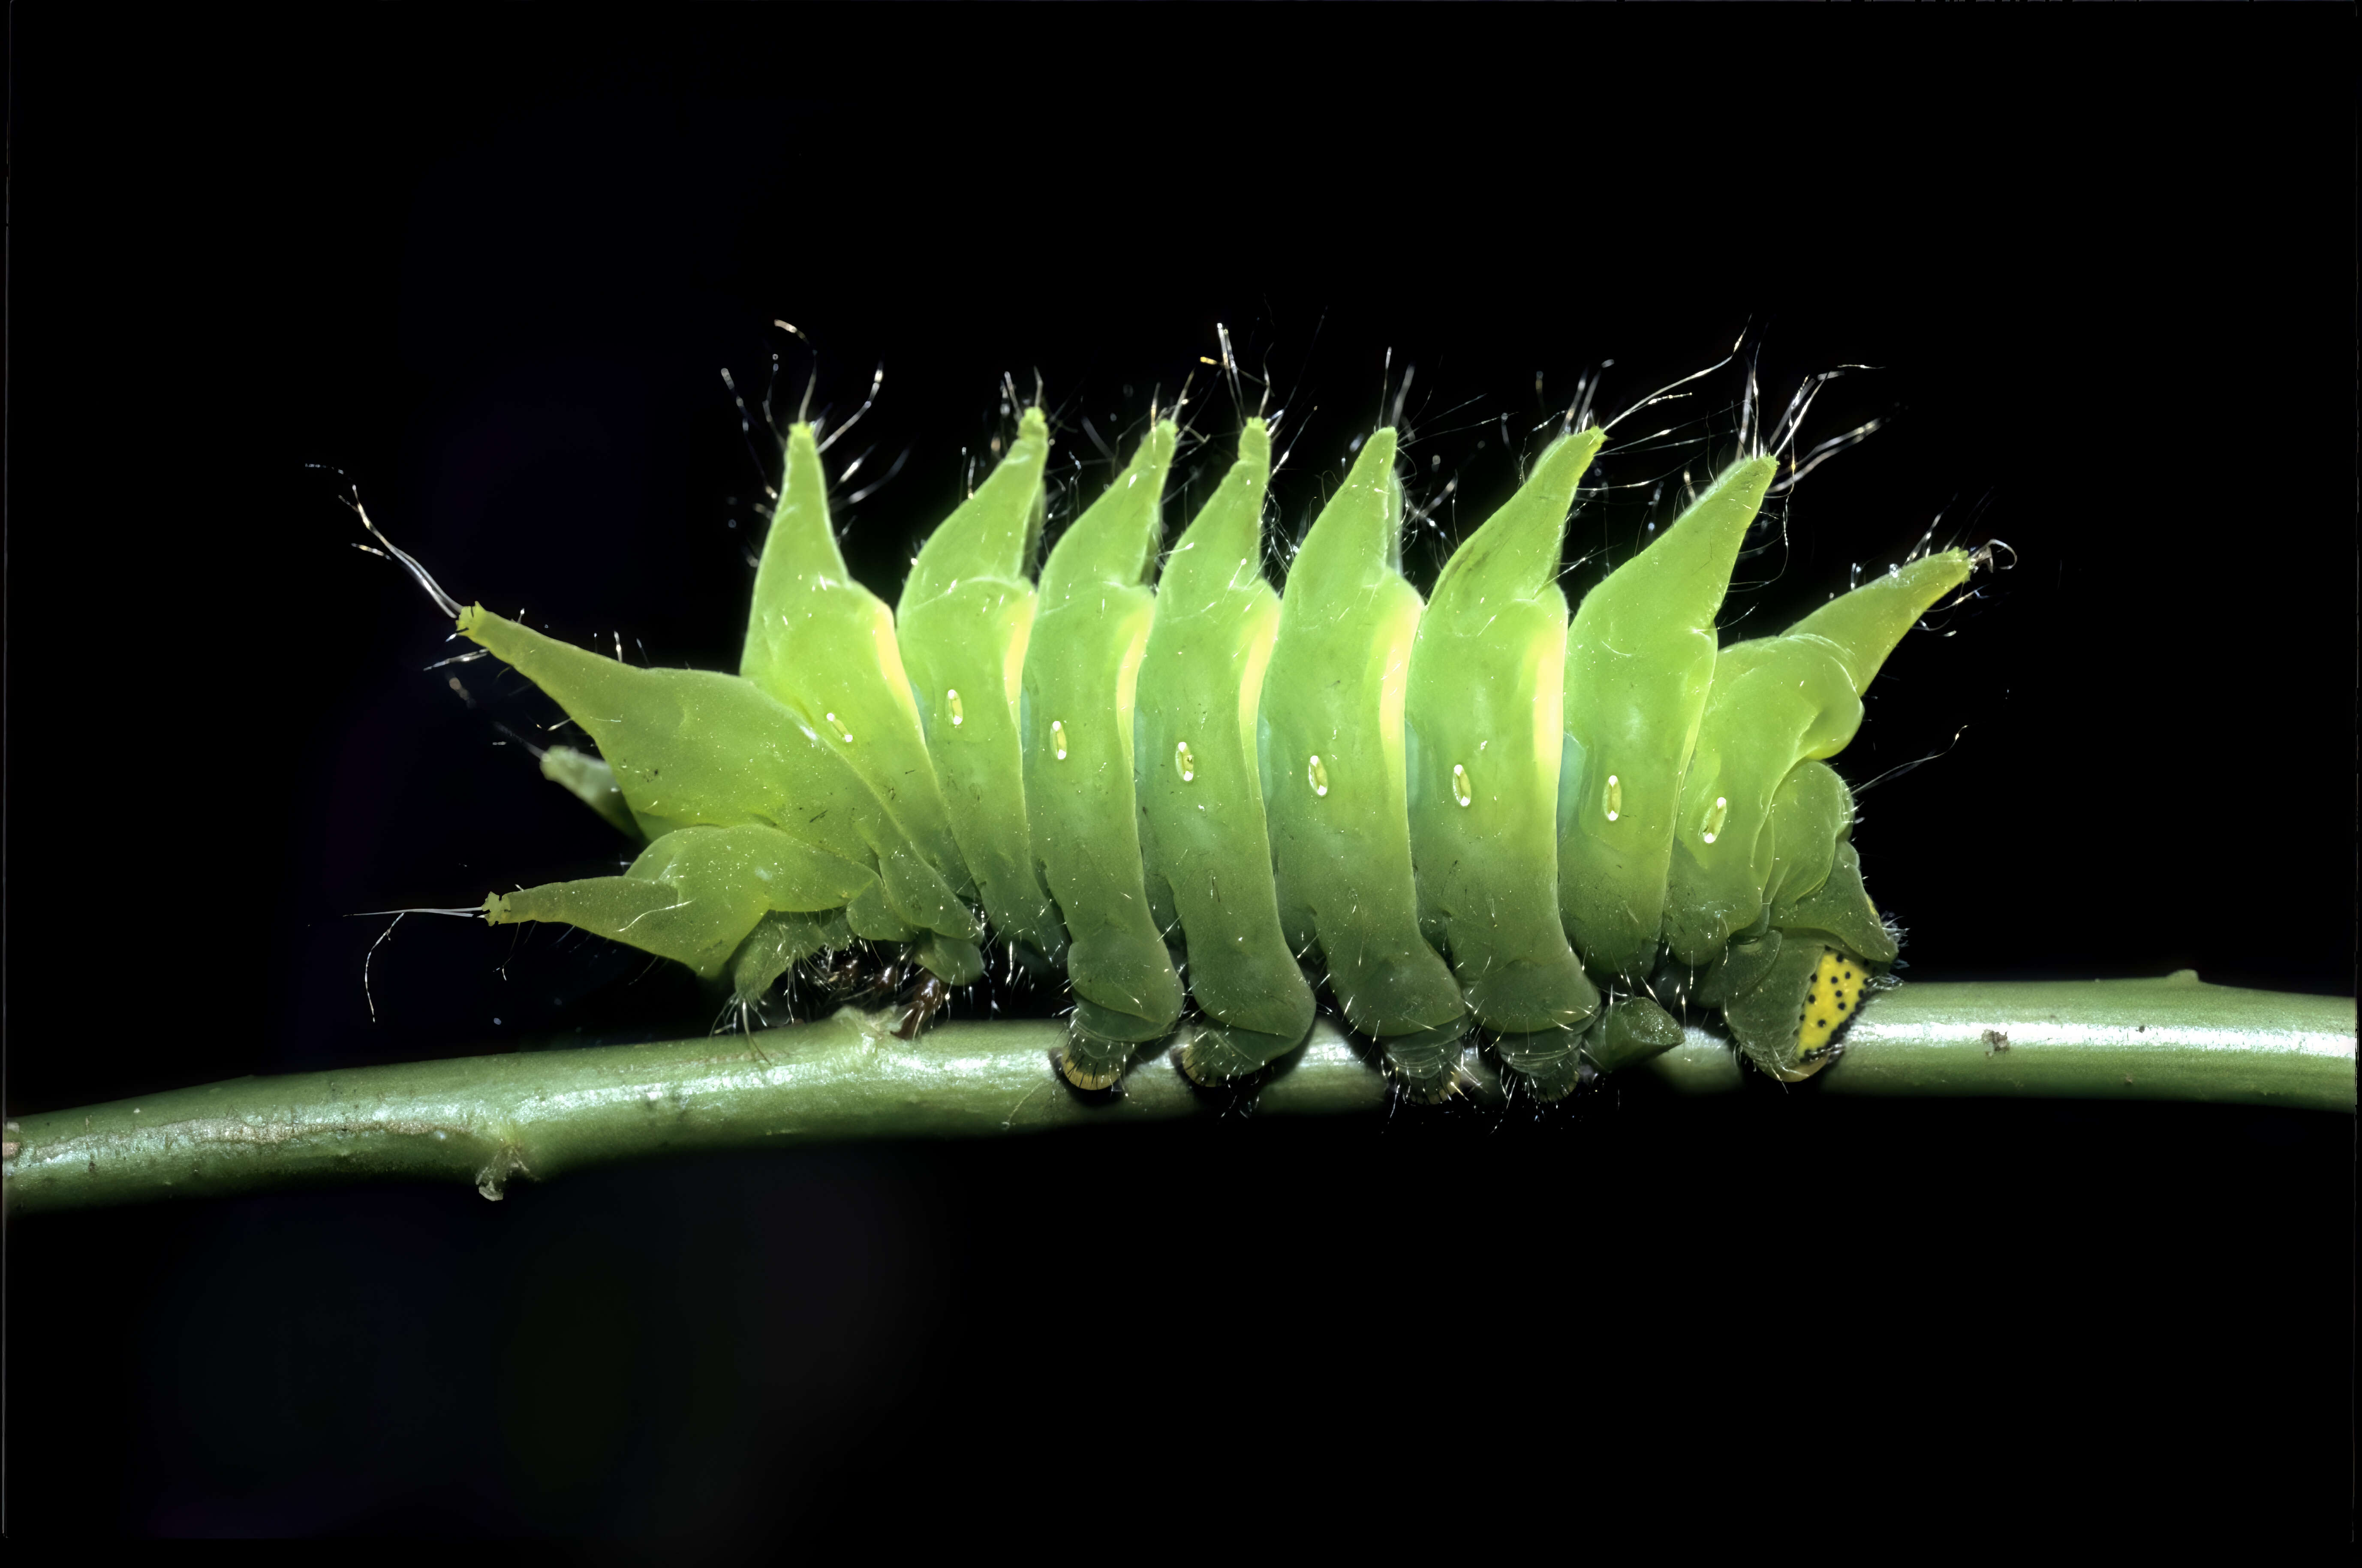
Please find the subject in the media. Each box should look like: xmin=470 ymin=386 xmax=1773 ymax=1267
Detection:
xmin=6 ymin=7 xmax=2353 ymax=1547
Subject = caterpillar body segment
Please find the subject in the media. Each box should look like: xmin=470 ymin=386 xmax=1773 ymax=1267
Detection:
xmin=1659 ymin=634 xmax=1863 ymax=966
xmin=741 ymin=422 xmax=971 ymax=899
xmin=1022 ymin=421 xmax=1188 ymax=1080
xmin=1661 ymin=549 xmax=1971 ymax=967
xmin=444 ymin=389 xmax=1973 ymax=1099
xmin=894 ymin=408 xmax=1065 ymax=964
xmin=1406 ymin=427 xmax=1604 ymax=1049
xmin=1258 ymin=430 xmax=1472 ymax=1094
xmin=1131 ymin=420 xmax=1319 ymax=1084
xmin=1644 ymin=554 xmax=1966 ymax=1077
xmin=1557 ymin=457 xmax=1775 ymax=981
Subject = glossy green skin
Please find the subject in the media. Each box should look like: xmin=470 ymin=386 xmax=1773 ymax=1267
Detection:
xmin=1258 ymin=430 xmax=1468 ymax=1082
xmin=1558 ymin=457 xmax=1775 ymax=980
xmin=741 ymin=423 xmax=970 ymax=897
xmin=1663 ymin=552 xmax=1973 ymax=967
xmin=460 ymin=606 xmax=983 ymax=981
xmin=1405 ymin=428 xmax=1604 ymax=1038
xmin=1021 ymin=422 xmax=1187 ymax=1056
xmin=895 ymin=409 xmax=1066 ymax=961
xmin=1132 ymin=420 xmax=1317 ymax=1075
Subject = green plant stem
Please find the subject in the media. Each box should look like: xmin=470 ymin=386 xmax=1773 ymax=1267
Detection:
xmin=5 ymin=973 xmax=2350 ymax=1213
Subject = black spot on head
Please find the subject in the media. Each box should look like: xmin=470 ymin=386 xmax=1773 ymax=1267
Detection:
xmin=1838 ymin=1000 xmax=1848 ymax=1011
xmin=1816 ymin=1016 xmax=1829 ymax=1029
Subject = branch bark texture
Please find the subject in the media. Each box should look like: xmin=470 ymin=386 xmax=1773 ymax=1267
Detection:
xmin=6 ymin=972 xmax=2350 ymax=1213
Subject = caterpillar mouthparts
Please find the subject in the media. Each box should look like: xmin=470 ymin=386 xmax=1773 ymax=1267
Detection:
xmin=388 ymin=376 xmax=1971 ymax=1102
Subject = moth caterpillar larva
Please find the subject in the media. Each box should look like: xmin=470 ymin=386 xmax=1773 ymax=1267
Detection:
xmin=367 ymin=368 xmax=1974 ymax=1102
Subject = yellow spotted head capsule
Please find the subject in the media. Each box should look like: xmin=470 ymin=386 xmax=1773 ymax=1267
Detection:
xmin=1796 ymin=946 xmax=1865 ymax=1062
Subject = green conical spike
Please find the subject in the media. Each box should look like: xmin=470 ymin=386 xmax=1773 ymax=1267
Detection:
xmin=1284 ymin=429 xmax=1408 ymax=591
xmin=904 ymin=407 xmax=1051 ymax=599
xmin=1781 ymin=552 xmax=1974 ymax=695
xmin=1036 ymin=420 xmax=1177 ymax=604
xmin=746 ymin=423 xmax=850 ymax=599
xmin=489 ymin=825 xmax=877 ymax=980
xmin=1423 ymin=427 xmax=1604 ymax=616
xmin=1153 ymin=419 xmax=1270 ymax=602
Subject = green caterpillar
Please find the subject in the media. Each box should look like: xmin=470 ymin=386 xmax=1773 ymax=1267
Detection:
xmin=367 ymin=383 xmax=1971 ymax=1101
